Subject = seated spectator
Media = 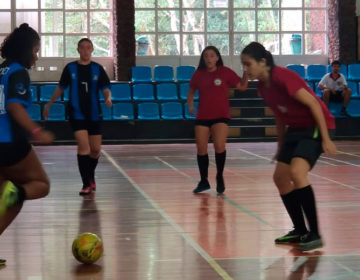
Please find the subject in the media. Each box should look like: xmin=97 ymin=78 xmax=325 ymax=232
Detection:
xmin=318 ymin=60 xmax=351 ymax=116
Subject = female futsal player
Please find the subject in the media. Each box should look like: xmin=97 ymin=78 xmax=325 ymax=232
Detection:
xmin=43 ymin=38 xmax=112 ymax=195
xmin=241 ymin=42 xmax=336 ymax=251
xmin=188 ymin=46 xmax=248 ymax=194
xmin=0 ymin=23 xmax=54 ymax=265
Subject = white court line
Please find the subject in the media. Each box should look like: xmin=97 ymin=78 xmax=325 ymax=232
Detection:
xmin=102 ymin=150 xmax=234 ymax=280
xmin=237 ymin=148 xmax=360 ymax=191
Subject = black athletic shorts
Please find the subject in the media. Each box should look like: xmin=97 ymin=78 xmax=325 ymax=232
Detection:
xmin=195 ymin=118 xmax=230 ymax=127
xmin=329 ymin=90 xmax=344 ymax=103
xmin=69 ymin=120 xmax=101 ymax=135
xmin=0 ymin=139 xmax=32 ymax=167
xmin=277 ymin=127 xmax=335 ymax=169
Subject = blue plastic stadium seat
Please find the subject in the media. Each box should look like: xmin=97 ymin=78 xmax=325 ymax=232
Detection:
xmin=100 ymin=102 xmax=112 ymax=120
xmin=327 ymin=64 xmax=348 ymax=79
xmin=154 ymin=66 xmax=174 ymax=82
xmin=347 ymin=81 xmax=358 ymax=98
xmin=48 ymin=103 xmax=65 ymax=121
xmin=176 ymin=65 xmax=196 ymax=82
xmin=161 ymin=102 xmax=183 ymax=120
xmin=184 ymin=102 xmax=198 ymax=119
xmin=329 ymin=102 xmax=346 ymax=118
xmin=131 ymin=66 xmax=152 ymax=83
xmin=286 ymin=64 xmax=305 ymax=80
xmin=40 ymin=84 xmax=59 ymax=102
xmin=347 ymin=99 xmax=360 ymax=117
xmin=179 ymin=82 xmax=199 ymax=100
xmin=29 ymin=103 xmax=41 ymax=121
xmin=111 ymin=83 xmax=132 ymax=101
xmin=348 ymin=64 xmax=360 ymax=81
xmin=133 ymin=83 xmax=155 ymax=100
xmin=63 ymin=88 xmax=70 ymax=101
xmin=156 ymin=83 xmax=178 ymax=100
xmin=29 ymin=85 xmax=38 ymax=102
xmin=137 ymin=102 xmax=160 ymax=120
xmin=112 ymin=103 xmax=134 ymax=120
xmin=306 ymin=65 xmax=327 ymax=81
xmin=306 ymin=81 xmax=314 ymax=91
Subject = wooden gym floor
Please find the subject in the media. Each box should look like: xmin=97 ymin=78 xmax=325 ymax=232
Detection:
xmin=1 ymin=141 xmax=360 ymax=280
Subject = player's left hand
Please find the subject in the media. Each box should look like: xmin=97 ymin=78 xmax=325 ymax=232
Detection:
xmin=322 ymin=138 xmax=337 ymax=155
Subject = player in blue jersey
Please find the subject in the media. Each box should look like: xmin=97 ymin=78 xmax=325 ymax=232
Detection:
xmin=0 ymin=23 xmax=54 ymax=265
xmin=43 ymin=38 xmax=112 ymax=195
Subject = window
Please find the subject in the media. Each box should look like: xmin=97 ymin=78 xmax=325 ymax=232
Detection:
xmin=0 ymin=0 xmax=113 ymax=58
xmin=135 ymin=0 xmax=327 ymax=56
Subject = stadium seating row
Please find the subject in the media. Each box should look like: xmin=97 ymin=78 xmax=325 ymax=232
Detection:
xmin=30 ymin=82 xmax=199 ymax=102
xmin=29 ymin=101 xmax=199 ymax=121
xmin=307 ymin=80 xmax=360 ymax=98
xmin=131 ymin=65 xmax=195 ymax=83
xmin=286 ymin=63 xmax=360 ymax=81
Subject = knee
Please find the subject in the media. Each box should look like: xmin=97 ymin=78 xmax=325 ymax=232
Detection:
xmin=289 ymin=166 xmax=306 ymax=186
xmin=273 ymin=171 xmax=284 ymax=187
xmin=39 ymin=177 xmax=50 ymax=198
xmin=90 ymin=148 xmax=101 ymax=158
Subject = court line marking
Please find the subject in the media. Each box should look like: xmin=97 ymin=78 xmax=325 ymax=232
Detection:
xmin=155 ymin=156 xmax=272 ymax=226
xmin=102 ymin=150 xmax=234 ymax=280
xmin=237 ymin=148 xmax=360 ymax=191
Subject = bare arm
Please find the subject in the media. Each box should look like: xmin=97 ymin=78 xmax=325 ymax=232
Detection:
xmin=43 ymin=86 xmax=64 ymax=119
xmin=8 ymin=103 xmax=54 ymax=144
xmin=187 ymin=87 xmax=197 ymax=115
xmin=102 ymin=88 xmax=112 ymax=107
xmin=272 ymin=113 xmax=286 ymax=162
xmin=234 ymin=71 xmax=248 ymax=92
xmin=293 ymin=88 xmax=337 ymax=155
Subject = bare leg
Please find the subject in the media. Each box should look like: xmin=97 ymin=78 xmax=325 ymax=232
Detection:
xmin=0 ymin=149 xmax=50 ymax=234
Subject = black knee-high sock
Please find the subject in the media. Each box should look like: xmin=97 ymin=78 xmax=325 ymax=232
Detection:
xmin=197 ymin=154 xmax=209 ymax=181
xmin=281 ymin=190 xmax=308 ymax=234
xmin=296 ymin=185 xmax=319 ymax=235
xmin=215 ymin=150 xmax=226 ymax=178
xmin=88 ymin=156 xmax=99 ymax=182
xmin=77 ymin=154 xmax=90 ymax=187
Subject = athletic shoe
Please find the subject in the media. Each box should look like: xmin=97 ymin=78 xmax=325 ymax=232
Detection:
xmin=0 ymin=259 xmax=6 ymax=265
xmin=79 ymin=186 xmax=92 ymax=196
xmin=297 ymin=232 xmax=323 ymax=251
xmin=216 ymin=175 xmax=225 ymax=194
xmin=193 ymin=179 xmax=211 ymax=193
xmin=90 ymin=180 xmax=96 ymax=192
xmin=0 ymin=181 xmax=19 ymax=216
xmin=275 ymin=229 xmax=303 ymax=244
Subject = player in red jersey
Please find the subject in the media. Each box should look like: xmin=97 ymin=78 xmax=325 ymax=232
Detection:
xmin=241 ymin=42 xmax=337 ymax=251
xmin=187 ymin=46 xmax=248 ymax=194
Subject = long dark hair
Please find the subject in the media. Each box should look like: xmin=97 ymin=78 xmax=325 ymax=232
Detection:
xmin=241 ymin=42 xmax=275 ymax=71
xmin=0 ymin=23 xmax=40 ymax=69
xmin=197 ymin=46 xmax=224 ymax=70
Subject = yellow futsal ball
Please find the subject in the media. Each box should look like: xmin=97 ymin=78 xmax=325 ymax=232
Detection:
xmin=72 ymin=232 xmax=103 ymax=264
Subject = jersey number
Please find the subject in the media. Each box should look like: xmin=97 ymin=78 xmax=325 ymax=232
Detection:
xmin=81 ymin=82 xmax=88 ymax=93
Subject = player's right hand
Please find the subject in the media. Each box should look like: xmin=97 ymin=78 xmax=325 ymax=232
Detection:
xmin=188 ymin=105 xmax=196 ymax=115
xmin=32 ymin=129 xmax=55 ymax=144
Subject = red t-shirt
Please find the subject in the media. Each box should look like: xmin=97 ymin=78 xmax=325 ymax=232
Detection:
xmin=189 ymin=66 xmax=241 ymax=120
xmin=258 ymin=66 xmax=335 ymax=129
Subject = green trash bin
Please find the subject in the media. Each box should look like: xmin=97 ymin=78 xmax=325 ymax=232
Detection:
xmin=290 ymin=34 xmax=302 ymax=55
xmin=137 ymin=37 xmax=149 ymax=56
